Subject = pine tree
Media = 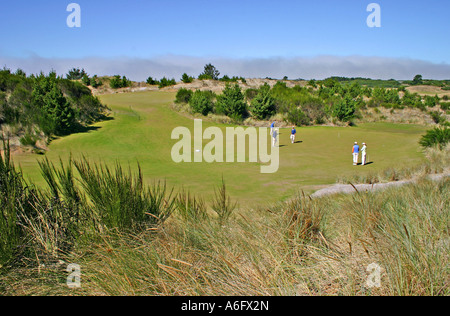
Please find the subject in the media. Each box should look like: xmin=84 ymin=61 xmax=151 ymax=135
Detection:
xmin=32 ymin=73 xmax=76 ymax=136
xmin=250 ymin=83 xmax=276 ymax=120
xmin=332 ymin=95 xmax=356 ymax=122
xmin=216 ymin=83 xmax=246 ymax=120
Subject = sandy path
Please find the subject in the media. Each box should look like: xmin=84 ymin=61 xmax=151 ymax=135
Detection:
xmin=311 ymin=172 xmax=449 ymax=198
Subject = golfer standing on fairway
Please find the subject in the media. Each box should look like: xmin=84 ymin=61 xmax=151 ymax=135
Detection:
xmin=352 ymin=142 xmax=360 ymax=166
xmin=272 ymin=128 xmax=278 ymax=147
xmin=290 ymin=126 xmax=297 ymax=144
xmin=361 ymin=142 xmax=367 ymax=166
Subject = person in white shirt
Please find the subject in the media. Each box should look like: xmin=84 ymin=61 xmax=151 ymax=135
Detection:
xmin=272 ymin=128 xmax=278 ymax=147
xmin=361 ymin=142 xmax=367 ymax=166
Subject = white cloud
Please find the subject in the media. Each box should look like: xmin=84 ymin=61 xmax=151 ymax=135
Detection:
xmin=1 ymin=55 xmax=450 ymax=81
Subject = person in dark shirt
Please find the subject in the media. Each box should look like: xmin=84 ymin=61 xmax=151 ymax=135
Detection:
xmin=290 ymin=126 xmax=297 ymax=144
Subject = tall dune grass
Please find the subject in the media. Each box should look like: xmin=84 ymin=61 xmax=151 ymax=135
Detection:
xmin=0 ymin=141 xmax=26 ymax=266
xmin=0 ymin=146 xmax=177 ymax=267
xmin=1 ymin=143 xmax=448 ymax=296
xmin=59 ymin=178 xmax=447 ymax=296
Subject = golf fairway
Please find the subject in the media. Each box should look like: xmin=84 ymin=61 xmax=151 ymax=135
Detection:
xmin=12 ymin=91 xmax=428 ymax=207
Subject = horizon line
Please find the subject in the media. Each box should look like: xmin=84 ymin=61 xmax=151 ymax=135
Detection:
xmin=1 ymin=54 xmax=450 ymax=82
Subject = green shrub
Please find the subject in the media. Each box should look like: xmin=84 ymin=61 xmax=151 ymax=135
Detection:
xmin=332 ymin=95 xmax=356 ymax=122
xmin=146 ymin=76 xmax=158 ymax=85
xmin=32 ymin=73 xmax=77 ymax=136
xmin=286 ymin=106 xmax=311 ymax=126
xmin=158 ymin=77 xmax=176 ymax=89
xmin=90 ymin=75 xmax=103 ymax=88
xmin=175 ymin=88 xmax=193 ymax=104
xmin=198 ymin=74 xmax=213 ymax=80
xmin=424 ymin=95 xmax=440 ymax=107
xmin=250 ymin=83 xmax=276 ymax=120
xmin=245 ymin=88 xmax=259 ymax=103
xmin=419 ymin=127 xmax=450 ymax=150
xmin=181 ymin=73 xmax=194 ymax=84
xmin=220 ymin=75 xmax=246 ymax=83
xmin=429 ymin=111 xmax=447 ymax=125
xmin=110 ymin=75 xmax=131 ymax=89
xmin=215 ymin=83 xmax=247 ymax=119
xmin=440 ymin=102 xmax=450 ymax=111
xmin=189 ymin=90 xmax=214 ymax=116
xmin=401 ymin=90 xmax=423 ymax=108
xmin=81 ymin=74 xmax=91 ymax=86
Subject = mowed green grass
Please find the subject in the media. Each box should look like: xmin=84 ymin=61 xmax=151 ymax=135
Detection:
xmin=13 ymin=91 xmax=428 ymax=206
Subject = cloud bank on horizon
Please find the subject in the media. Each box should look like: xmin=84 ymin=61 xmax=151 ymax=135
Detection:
xmin=1 ymin=55 xmax=450 ymax=82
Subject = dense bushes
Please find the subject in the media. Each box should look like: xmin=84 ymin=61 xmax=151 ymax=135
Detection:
xmin=110 ymin=75 xmax=132 ymax=89
xmin=81 ymin=74 xmax=103 ymax=88
xmin=158 ymin=77 xmax=177 ymax=89
xmin=175 ymin=88 xmax=193 ymax=104
xmin=332 ymin=95 xmax=357 ymax=122
xmin=178 ymin=83 xmax=248 ymax=120
xmin=286 ymin=106 xmax=310 ymax=126
xmin=146 ymin=76 xmax=177 ymax=88
xmin=32 ymin=72 xmax=76 ymax=135
xmin=189 ymin=90 xmax=215 ymax=116
xmin=250 ymin=83 xmax=276 ymax=120
xmin=181 ymin=73 xmax=194 ymax=84
xmin=173 ymin=72 xmax=447 ymax=126
xmin=216 ymin=83 xmax=247 ymax=120
xmin=0 ymin=68 xmax=109 ymax=139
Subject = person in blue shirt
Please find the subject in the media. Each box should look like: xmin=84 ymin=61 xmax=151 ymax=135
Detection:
xmin=270 ymin=121 xmax=275 ymax=136
xmin=352 ymin=142 xmax=360 ymax=166
xmin=290 ymin=126 xmax=297 ymax=144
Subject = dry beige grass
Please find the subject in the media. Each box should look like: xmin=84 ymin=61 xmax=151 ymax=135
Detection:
xmin=406 ymin=85 xmax=450 ymax=98
xmin=91 ymin=78 xmax=305 ymax=96
xmin=359 ymin=107 xmax=436 ymax=125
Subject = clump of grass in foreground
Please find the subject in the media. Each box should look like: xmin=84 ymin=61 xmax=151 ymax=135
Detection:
xmin=0 ymin=145 xmax=177 ymax=269
xmin=175 ymin=188 xmax=208 ymax=222
xmin=73 ymin=157 xmax=176 ymax=232
xmin=0 ymin=141 xmax=29 ymax=266
xmin=212 ymin=177 xmax=238 ymax=225
xmin=343 ymin=178 xmax=449 ymax=295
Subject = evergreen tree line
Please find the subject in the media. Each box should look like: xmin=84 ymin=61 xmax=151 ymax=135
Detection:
xmin=0 ymin=68 xmax=109 ymax=143
xmin=176 ymin=78 xmax=449 ymax=125
xmin=145 ymin=64 xmax=247 ymax=89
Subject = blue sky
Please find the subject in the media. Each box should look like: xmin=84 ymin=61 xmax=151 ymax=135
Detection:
xmin=0 ymin=0 xmax=449 ymax=80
